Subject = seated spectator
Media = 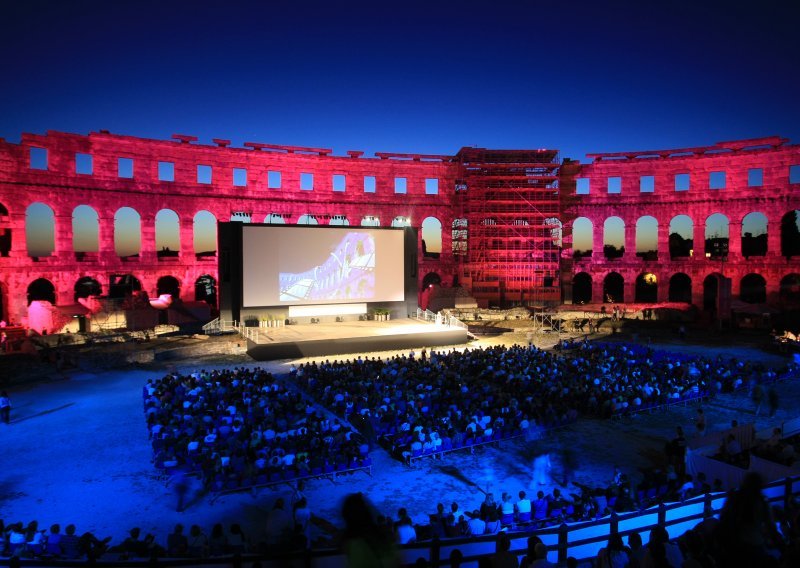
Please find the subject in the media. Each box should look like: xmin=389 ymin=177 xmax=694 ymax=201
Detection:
xmin=166 ymin=524 xmax=188 ymax=557
xmin=395 ymin=515 xmax=417 ymax=545
xmin=59 ymin=524 xmax=81 ymax=559
xmin=208 ymin=523 xmax=227 ymax=556
xmin=466 ymin=511 xmax=486 ymax=536
xmin=187 ymin=524 xmax=208 ymax=558
xmin=516 ymin=490 xmax=532 ymax=520
xmin=44 ymin=524 xmax=63 ymax=557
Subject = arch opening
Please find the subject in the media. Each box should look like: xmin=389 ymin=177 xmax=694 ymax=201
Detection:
xmin=603 ymin=272 xmax=624 ymax=303
xmin=26 ymin=202 xmax=55 ymax=257
xmin=668 ymin=215 xmax=693 ymax=259
xmin=74 ymin=276 xmax=102 ymax=302
xmin=635 ymin=216 xmax=658 ymax=260
xmin=421 ymin=217 xmax=442 ymax=258
xmin=572 ymin=272 xmax=592 ymax=304
xmin=603 ymin=217 xmax=625 ymax=259
xmin=635 ymin=273 xmax=658 ymax=303
xmin=195 ymin=274 xmax=217 ymax=307
xmin=740 ymin=273 xmax=766 ymax=304
xmin=741 ymin=212 xmax=767 ymax=258
xmin=194 ymin=210 xmax=217 ymax=256
xmin=668 ymin=273 xmax=692 ymax=303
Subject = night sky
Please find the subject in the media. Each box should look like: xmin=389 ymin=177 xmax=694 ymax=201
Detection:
xmin=2 ymin=0 xmax=799 ymax=162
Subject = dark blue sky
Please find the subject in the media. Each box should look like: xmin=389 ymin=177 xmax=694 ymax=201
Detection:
xmin=2 ymin=0 xmax=798 ymax=162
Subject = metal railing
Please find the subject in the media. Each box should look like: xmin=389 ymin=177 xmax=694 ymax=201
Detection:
xmin=14 ymin=476 xmax=798 ymax=567
xmin=415 ymin=308 xmax=467 ymax=330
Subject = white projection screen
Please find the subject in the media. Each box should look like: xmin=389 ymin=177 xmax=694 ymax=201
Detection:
xmin=242 ymin=225 xmax=405 ymax=307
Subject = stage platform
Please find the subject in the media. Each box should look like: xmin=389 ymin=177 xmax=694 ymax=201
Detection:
xmin=246 ymin=318 xmax=469 ymax=360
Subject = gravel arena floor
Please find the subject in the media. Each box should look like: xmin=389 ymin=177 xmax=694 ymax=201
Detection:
xmin=1 ymin=320 xmax=799 ymax=554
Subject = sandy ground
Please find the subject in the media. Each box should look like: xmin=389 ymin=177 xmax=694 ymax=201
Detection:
xmin=1 ymin=324 xmax=798 ymax=552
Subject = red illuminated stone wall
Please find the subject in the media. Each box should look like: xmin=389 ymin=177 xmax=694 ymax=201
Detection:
xmin=2 ymin=130 xmax=799 ymax=332
xmin=0 ymin=131 xmax=459 ymax=328
xmin=560 ymin=137 xmax=800 ymax=315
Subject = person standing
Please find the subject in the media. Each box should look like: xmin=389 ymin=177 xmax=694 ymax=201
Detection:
xmin=0 ymin=391 xmax=11 ymax=424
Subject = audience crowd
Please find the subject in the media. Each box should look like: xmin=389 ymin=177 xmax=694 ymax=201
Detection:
xmin=294 ymin=341 xmax=790 ymax=462
xmin=5 ymin=342 xmax=789 ymax=565
xmin=143 ymin=367 xmax=370 ymax=494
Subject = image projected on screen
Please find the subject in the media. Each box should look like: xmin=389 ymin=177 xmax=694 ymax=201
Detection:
xmin=279 ymin=232 xmax=375 ymax=302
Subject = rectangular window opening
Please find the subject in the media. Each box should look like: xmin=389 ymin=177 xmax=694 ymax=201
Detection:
xmin=197 ymin=164 xmax=212 ymax=184
xmin=639 ymin=175 xmax=655 ymax=193
xmin=394 ymin=177 xmax=407 ymax=194
xmin=364 ymin=176 xmax=376 ymax=193
xmin=748 ymin=168 xmax=763 ymax=187
xmin=300 ymin=172 xmax=314 ymax=191
xmin=233 ymin=168 xmax=247 ymax=187
xmin=576 ymin=178 xmax=590 ymax=195
xmin=333 ymin=174 xmax=346 ymax=192
xmin=118 ymin=157 xmax=134 ymax=178
xmin=29 ymin=147 xmax=48 ymax=170
xmin=608 ymin=176 xmax=622 ymax=194
xmin=790 ymin=165 xmax=800 ymax=184
xmin=76 ymin=153 xmax=93 ymax=175
xmin=425 ymin=178 xmax=439 ymax=195
xmin=267 ymin=170 xmax=282 ymax=189
xmin=158 ymin=161 xmax=175 ymax=182
xmin=709 ymin=171 xmax=726 ymax=189
xmin=675 ymin=173 xmax=690 ymax=191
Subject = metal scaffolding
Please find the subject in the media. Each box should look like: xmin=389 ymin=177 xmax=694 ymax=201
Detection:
xmin=455 ymin=148 xmax=561 ymax=308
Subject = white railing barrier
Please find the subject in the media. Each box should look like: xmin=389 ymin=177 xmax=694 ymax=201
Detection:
xmin=202 ymin=317 xmax=220 ymax=334
xmin=415 ymin=308 xmax=467 ymax=329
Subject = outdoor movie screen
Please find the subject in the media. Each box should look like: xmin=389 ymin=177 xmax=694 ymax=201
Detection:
xmin=241 ymin=225 xmax=406 ymax=307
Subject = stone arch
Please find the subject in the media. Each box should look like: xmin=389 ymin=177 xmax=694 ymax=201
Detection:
xmin=779 ymin=274 xmax=800 ymax=305
xmin=668 ymin=273 xmax=692 ymax=303
xmin=329 ymin=215 xmax=350 ymax=226
xmin=705 ymin=213 xmax=729 ymax=258
xmin=392 ymin=216 xmax=411 ymax=227
xmin=265 ymin=213 xmax=286 ymax=224
xmin=603 ymin=217 xmax=625 ymax=259
xmin=193 ymin=210 xmax=217 ymax=256
xmin=741 ymin=212 xmax=767 ymax=258
xmin=422 ymin=272 xmax=442 ymax=288
xmin=572 ymin=217 xmax=593 ymax=258
xmin=114 ymin=207 xmax=142 ymax=258
xmin=72 ymin=205 xmax=99 ymax=253
xmin=157 ymin=275 xmax=181 ymax=300
xmin=26 ymin=202 xmax=55 ymax=257
xmin=108 ymin=274 xmax=142 ymax=299
xmin=603 ymin=272 xmax=624 ymax=303
xmin=194 ymin=274 xmax=217 ymax=307
xmin=740 ymin=273 xmax=766 ymax=304
xmin=572 ymin=272 xmax=592 ymax=304
xmin=780 ymin=210 xmax=800 ymax=259
xmin=635 ymin=216 xmax=658 ymax=260
xmin=27 ymin=277 xmax=56 ymax=305
xmin=421 ymin=216 xmax=442 ymax=257
xmin=156 ymin=209 xmax=180 ymax=257
xmin=361 ymin=215 xmax=380 ymax=227
xmin=668 ymin=215 xmax=694 ymax=259
xmin=635 ymin=272 xmax=658 ymax=303
xmin=297 ymin=214 xmax=318 ymax=225
xmin=0 ymin=201 xmax=10 ymax=257
xmin=74 ymin=276 xmax=102 ymax=302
